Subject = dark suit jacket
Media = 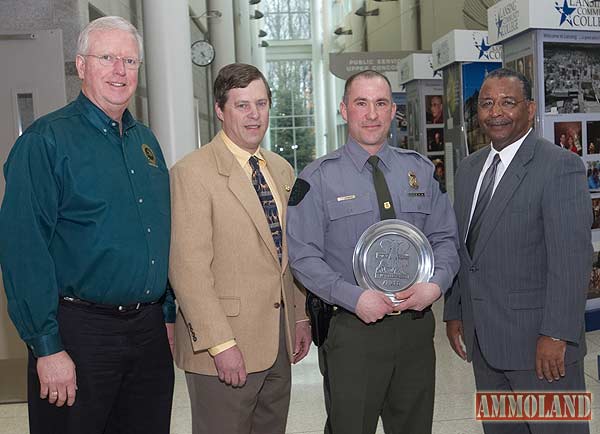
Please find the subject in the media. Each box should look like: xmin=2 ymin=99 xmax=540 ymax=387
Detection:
xmin=444 ymin=132 xmax=592 ymax=371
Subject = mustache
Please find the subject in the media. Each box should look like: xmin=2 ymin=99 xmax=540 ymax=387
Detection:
xmin=485 ymin=118 xmax=511 ymax=126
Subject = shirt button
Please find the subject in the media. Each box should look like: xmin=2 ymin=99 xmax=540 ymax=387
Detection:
xmin=102 ymin=128 xmax=107 ymax=133
xmin=138 ymin=198 xmax=143 ymax=203
xmin=151 ymin=259 xmax=155 ymax=265
xmin=273 ymin=302 xmax=281 ymax=309
xmin=130 ymin=169 xmax=135 ymax=174
xmin=112 ymin=122 xmax=116 ymax=127
xmin=146 ymin=290 xmax=150 ymax=294
xmin=147 ymin=227 xmax=151 ymax=233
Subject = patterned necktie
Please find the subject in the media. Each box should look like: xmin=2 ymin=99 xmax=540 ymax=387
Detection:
xmin=367 ymin=156 xmax=396 ymax=220
xmin=249 ymin=156 xmax=282 ymax=263
xmin=466 ymin=154 xmax=501 ymax=256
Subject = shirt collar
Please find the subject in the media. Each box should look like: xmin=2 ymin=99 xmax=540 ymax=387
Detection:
xmin=345 ymin=136 xmax=393 ymax=172
xmin=75 ymin=92 xmax=136 ymax=134
xmin=489 ymin=128 xmax=532 ymax=168
xmin=220 ymin=130 xmax=265 ymax=168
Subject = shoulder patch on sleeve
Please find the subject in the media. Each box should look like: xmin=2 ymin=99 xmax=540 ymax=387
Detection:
xmin=288 ymin=178 xmax=311 ymax=206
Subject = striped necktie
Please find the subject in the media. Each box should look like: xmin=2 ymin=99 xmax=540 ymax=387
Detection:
xmin=249 ymin=156 xmax=282 ymax=263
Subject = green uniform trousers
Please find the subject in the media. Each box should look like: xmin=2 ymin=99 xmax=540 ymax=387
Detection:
xmin=318 ymin=308 xmax=436 ymax=434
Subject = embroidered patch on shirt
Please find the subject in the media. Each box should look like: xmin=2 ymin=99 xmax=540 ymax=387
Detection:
xmin=142 ymin=144 xmax=158 ymax=167
xmin=288 ymin=178 xmax=310 ymax=206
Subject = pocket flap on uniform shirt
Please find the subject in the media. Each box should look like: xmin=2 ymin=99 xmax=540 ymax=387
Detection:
xmin=219 ymin=296 xmax=241 ymax=317
xmin=508 ymin=290 xmax=544 ymax=309
xmin=327 ymin=195 xmax=372 ymax=221
xmin=399 ymin=195 xmax=432 ymax=214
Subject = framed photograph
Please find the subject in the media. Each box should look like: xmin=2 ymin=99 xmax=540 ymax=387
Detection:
xmin=425 ymin=95 xmax=443 ymax=125
xmin=592 ymin=196 xmax=600 ymax=229
xmin=590 ymin=251 xmax=600 ymax=300
xmin=586 ymin=121 xmax=600 ymax=155
xmin=589 ymin=162 xmax=600 ymax=193
xmin=505 ymin=55 xmax=535 ymax=97
xmin=406 ymin=86 xmax=420 ymax=150
xmin=390 ymin=92 xmax=408 ymax=148
xmin=429 ymin=156 xmax=446 ymax=193
xmin=462 ymin=62 xmax=502 ymax=155
xmin=426 ymin=128 xmax=444 ymax=152
xmin=554 ymin=121 xmax=582 ymax=156
xmin=544 ymin=42 xmax=600 ymax=114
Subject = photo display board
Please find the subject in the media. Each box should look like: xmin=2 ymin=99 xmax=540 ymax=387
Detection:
xmin=399 ymin=54 xmax=447 ymax=192
xmin=432 ymin=30 xmax=504 ymax=199
xmin=496 ymin=10 xmax=600 ymax=309
xmin=390 ymin=92 xmax=408 ymax=148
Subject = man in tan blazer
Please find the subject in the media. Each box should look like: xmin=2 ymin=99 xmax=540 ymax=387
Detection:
xmin=169 ymin=63 xmax=311 ymax=434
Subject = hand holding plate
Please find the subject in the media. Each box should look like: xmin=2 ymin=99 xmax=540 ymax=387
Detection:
xmin=393 ymin=282 xmax=441 ymax=311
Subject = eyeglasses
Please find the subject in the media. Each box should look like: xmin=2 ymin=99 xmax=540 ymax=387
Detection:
xmin=81 ymin=54 xmax=142 ymax=70
xmin=477 ymin=98 xmax=527 ymax=111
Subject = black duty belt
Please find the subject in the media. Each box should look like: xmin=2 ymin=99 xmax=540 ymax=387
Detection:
xmin=60 ymin=296 xmax=162 ymax=313
xmin=334 ymin=305 xmax=431 ymax=319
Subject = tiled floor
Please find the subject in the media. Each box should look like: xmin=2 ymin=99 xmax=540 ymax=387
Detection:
xmin=2 ymin=301 xmax=600 ymax=434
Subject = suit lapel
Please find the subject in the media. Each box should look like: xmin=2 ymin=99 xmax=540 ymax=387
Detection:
xmin=211 ymin=138 xmax=281 ymax=266
xmin=470 ymin=133 xmax=537 ymax=261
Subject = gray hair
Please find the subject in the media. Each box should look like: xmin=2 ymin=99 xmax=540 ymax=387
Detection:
xmin=77 ymin=16 xmax=143 ymax=60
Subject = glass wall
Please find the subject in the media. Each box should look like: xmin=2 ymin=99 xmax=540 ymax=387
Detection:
xmin=263 ymin=0 xmax=311 ymax=41
xmin=263 ymin=0 xmax=317 ymax=173
xmin=267 ymin=59 xmax=315 ymax=174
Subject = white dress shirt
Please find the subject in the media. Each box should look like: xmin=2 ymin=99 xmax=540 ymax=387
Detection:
xmin=466 ymin=128 xmax=532 ymax=235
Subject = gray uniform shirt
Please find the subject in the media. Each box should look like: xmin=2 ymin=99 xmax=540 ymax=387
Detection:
xmin=287 ymin=138 xmax=460 ymax=313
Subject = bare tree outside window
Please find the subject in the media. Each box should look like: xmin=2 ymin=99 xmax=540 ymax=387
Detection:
xmin=267 ymin=59 xmax=315 ymax=174
xmin=263 ymin=0 xmax=311 ymax=41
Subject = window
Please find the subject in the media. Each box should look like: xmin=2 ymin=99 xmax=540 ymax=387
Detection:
xmin=263 ymin=0 xmax=311 ymax=41
xmin=267 ymin=60 xmax=315 ymax=174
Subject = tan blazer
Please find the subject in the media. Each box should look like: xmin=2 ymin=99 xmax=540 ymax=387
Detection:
xmin=169 ymin=134 xmax=307 ymax=375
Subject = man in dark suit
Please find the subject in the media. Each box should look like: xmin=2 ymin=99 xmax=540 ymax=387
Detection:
xmin=444 ymin=68 xmax=592 ymax=434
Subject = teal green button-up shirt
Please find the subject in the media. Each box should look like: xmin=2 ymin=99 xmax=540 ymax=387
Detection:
xmin=0 ymin=93 xmax=174 ymax=358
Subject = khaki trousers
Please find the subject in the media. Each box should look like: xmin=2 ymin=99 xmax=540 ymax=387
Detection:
xmin=185 ymin=313 xmax=291 ymax=434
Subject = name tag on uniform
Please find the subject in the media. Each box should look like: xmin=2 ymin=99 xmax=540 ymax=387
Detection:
xmin=408 ymin=192 xmax=425 ymax=197
xmin=337 ymin=194 xmax=356 ymax=202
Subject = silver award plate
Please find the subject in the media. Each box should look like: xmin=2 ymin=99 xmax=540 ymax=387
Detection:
xmin=353 ymin=220 xmax=434 ymax=300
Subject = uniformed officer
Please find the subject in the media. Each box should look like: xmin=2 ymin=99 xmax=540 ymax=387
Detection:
xmin=287 ymin=70 xmax=460 ymax=434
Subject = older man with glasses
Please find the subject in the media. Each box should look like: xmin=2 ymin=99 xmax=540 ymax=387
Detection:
xmin=0 ymin=16 xmax=174 ymax=434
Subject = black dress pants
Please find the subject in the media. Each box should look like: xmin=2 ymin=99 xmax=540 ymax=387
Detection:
xmin=28 ymin=301 xmax=174 ymax=434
